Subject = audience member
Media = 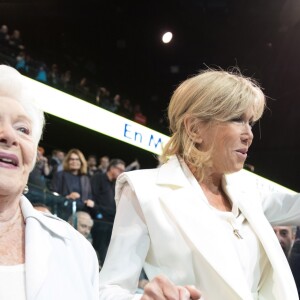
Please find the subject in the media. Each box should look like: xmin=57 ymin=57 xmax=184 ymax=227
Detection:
xmin=133 ymin=103 xmax=147 ymax=125
xmin=75 ymin=77 xmax=91 ymax=101
xmin=87 ymin=154 xmax=98 ymax=178
xmin=60 ymin=69 xmax=73 ymax=92
xmin=8 ymin=29 xmax=24 ymax=56
xmin=96 ymin=86 xmax=110 ymax=107
xmin=29 ymin=146 xmax=50 ymax=184
xmin=97 ymin=155 xmax=109 ymax=173
xmin=48 ymin=63 xmax=60 ymax=88
xmin=90 ymin=158 xmax=125 ymax=222
xmin=273 ymin=225 xmax=296 ymax=257
xmin=68 ymin=211 xmax=94 ymax=242
xmin=118 ymin=98 xmax=133 ymax=119
xmin=90 ymin=158 xmax=125 ymax=264
xmin=15 ymin=51 xmax=28 ymax=74
xmin=48 ymin=148 xmax=65 ymax=178
xmin=27 ymin=146 xmax=50 ymax=203
xmin=51 ymin=148 xmax=94 ymax=220
xmin=111 ymin=93 xmax=121 ymax=113
xmin=0 ymin=24 xmax=9 ymax=46
xmin=35 ymin=63 xmax=48 ymax=83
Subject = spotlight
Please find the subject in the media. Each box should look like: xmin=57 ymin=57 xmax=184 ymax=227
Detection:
xmin=162 ymin=32 xmax=173 ymax=44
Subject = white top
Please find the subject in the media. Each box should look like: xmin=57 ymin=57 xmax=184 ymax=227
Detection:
xmin=180 ymin=160 xmax=269 ymax=297
xmin=0 ymin=264 xmax=26 ymax=300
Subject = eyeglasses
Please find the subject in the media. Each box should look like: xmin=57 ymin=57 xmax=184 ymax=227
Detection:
xmin=69 ymin=157 xmax=81 ymax=161
xmin=114 ymin=165 xmax=125 ymax=173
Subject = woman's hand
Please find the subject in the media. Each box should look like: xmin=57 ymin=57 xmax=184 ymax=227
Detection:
xmin=66 ymin=192 xmax=80 ymax=200
xmin=84 ymin=199 xmax=95 ymax=208
xmin=141 ymin=275 xmax=201 ymax=300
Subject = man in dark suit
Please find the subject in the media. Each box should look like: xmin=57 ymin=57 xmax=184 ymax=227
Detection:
xmin=90 ymin=159 xmax=125 ymax=263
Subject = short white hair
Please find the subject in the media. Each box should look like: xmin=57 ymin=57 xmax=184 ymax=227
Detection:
xmin=0 ymin=65 xmax=45 ymax=145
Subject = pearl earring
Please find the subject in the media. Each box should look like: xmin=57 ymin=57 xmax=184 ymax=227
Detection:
xmin=23 ymin=185 xmax=29 ymax=195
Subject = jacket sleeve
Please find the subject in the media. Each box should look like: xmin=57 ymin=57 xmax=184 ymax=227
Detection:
xmin=99 ymin=183 xmax=149 ymax=300
xmin=262 ymin=191 xmax=300 ymax=226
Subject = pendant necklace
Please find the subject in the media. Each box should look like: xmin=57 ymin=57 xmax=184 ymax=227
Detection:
xmin=228 ymin=218 xmax=243 ymax=239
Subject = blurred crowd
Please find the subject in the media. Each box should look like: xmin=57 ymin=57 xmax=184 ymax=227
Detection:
xmin=27 ymin=146 xmax=141 ymax=267
xmin=0 ymin=24 xmax=148 ymax=126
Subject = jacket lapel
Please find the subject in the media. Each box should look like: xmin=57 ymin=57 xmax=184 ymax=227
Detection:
xmin=156 ymin=157 xmax=252 ymax=299
xmin=229 ymin=185 xmax=299 ymax=298
xmin=21 ymin=196 xmax=70 ymax=299
xmin=24 ymin=217 xmax=52 ymax=299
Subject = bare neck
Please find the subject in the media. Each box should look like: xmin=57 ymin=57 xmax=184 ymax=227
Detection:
xmin=199 ymin=172 xmax=232 ymax=212
xmin=0 ymin=194 xmax=22 ymax=223
xmin=200 ymin=173 xmax=223 ymax=193
xmin=0 ymin=197 xmax=25 ymax=265
xmin=186 ymin=162 xmax=232 ymax=211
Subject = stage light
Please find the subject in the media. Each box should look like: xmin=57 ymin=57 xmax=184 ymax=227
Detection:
xmin=162 ymin=32 xmax=173 ymax=44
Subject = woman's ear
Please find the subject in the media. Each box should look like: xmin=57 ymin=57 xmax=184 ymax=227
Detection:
xmin=183 ymin=115 xmax=203 ymax=144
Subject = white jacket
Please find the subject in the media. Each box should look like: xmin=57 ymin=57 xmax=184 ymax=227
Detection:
xmin=21 ymin=196 xmax=99 ymax=300
xmin=99 ymin=155 xmax=300 ymax=300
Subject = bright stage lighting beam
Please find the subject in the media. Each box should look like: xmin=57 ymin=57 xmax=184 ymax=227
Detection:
xmin=22 ymin=76 xmax=169 ymax=155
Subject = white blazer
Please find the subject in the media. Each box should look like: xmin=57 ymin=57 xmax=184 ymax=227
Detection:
xmin=99 ymin=155 xmax=300 ymax=300
xmin=21 ymin=196 xmax=99 ymax=300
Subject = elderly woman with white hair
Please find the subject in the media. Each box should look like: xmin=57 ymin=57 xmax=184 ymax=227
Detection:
xmin=0 ymin=65 xmax=99 ymax=300
xmin=99 ymin=69 xmax=300 ymax=300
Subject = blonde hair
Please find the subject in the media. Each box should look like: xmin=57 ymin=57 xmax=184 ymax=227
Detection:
xmin=160 ymin=68 xmax=266 ymax=181
xmin=63 ymin=148 xmax=88 ymax=175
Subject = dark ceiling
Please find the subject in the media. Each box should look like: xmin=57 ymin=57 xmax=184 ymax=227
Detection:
xmin=1 ymin=0 xmax=300 ymax=190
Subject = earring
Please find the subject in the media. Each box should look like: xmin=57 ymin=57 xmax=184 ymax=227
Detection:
xmin=23 ymin=185 xmax=29 ymax=195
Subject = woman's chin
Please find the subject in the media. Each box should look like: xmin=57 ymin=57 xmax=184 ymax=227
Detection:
xmin=224 ymin=164 xmax=244 ymax=174
xmin=0 ymin=179 xmax=23 ymax=197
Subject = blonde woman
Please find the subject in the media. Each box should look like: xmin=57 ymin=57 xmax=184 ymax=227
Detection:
xmin=99 ymin=69 xmax=300 ymax=300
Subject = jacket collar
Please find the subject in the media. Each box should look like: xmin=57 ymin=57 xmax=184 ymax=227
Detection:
xmin=21 ymin=196 xmax=72 ymax=299
xmin=156 ymin=156 xmax=255 ymax=299
xmin=21 ymin=196 xmax=71 ymax=240
xmin=156 ymin=155 xmax=191 ymax=188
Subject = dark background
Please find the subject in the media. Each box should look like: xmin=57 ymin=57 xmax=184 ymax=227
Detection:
xmin=1 ymin=0 xmax=300 ymax=190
